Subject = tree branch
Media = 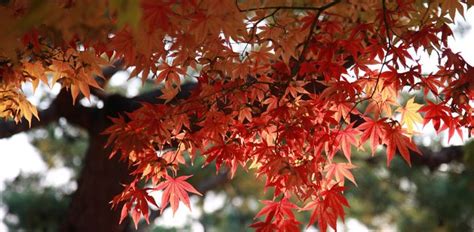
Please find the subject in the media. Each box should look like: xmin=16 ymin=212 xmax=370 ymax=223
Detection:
xmin=196 ymin=170 xmax=230 ymax=193
xmin=365 ymin=145 xmax=465 ymax=171
xmin=414 ymin=145 xmax=464 ymax=171
xmin=54 ymin=90 xmax=98 ymax=130
xmin=131 ymin=82 xmax=196 ymax=105
xmin=0 ymin=61 xmax=122 ymax=138
xmin=91 ymin=59 xmax=125 ymax=101
xmin=0 ymin=89 xmax=99 ymax=139
xmin=290 ymin=0 xmax=341 ymax=77
xmin=236 ymin=0 xmax=341 ymax=12
xmin=0 ymin=103 xmax=58 ymax=138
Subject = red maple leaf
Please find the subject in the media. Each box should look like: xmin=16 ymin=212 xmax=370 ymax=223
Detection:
xmin=384 ymin=126 xmax=421 ymax=166
xmin=255 ymin=198 xmax=297 ymax=222
xmin=418 ymin=101 xmax=451 ymax=132
xmin=358 ymin=117 xmax=386 ymax=155
xmin=155 ymin=175 xmax=202 ymax=214
xmin=251 ymin=198 xmax=299 ymax=232
xmin=112 ymin=180 xmax=158 ymax=229
xmin=303 ymin=185 xmax=349 ymax=232
xmin=336 ymin=123 xmax=361 ymax=162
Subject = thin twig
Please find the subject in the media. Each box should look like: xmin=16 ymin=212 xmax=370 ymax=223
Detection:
xmin=336 ymin=0 xmax=394 ymax=129
xmin=236 ymin=1 xmax=340 ymax=12
xmin=291 ymin=0 xmax=342 ymax=77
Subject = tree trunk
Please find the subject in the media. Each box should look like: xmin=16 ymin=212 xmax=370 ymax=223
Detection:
xmin=60 ymin=96 xmax=137 ymax=232
xmin=60 ymin=134 xmax=131 ymax=232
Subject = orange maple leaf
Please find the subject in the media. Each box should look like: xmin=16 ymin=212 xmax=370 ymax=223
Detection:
xmin=325 ymin=162 xmax=357 ymax=186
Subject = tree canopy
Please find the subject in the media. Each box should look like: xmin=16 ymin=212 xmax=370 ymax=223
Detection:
xmin=0 ymin=0 xmax=473 ymax=231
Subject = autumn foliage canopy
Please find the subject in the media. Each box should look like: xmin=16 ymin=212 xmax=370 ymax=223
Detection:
xmin=1 ymin=0 xmax=474 ymax=231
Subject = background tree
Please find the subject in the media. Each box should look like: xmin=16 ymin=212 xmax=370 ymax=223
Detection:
xmin=0 ymin=0 xmax=473 ymax=231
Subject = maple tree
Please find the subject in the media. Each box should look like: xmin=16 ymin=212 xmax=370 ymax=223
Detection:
xmin=1 ymin=0 xmax=473 ymax=231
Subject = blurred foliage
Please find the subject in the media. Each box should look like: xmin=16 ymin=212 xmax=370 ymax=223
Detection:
xmin=346 ymin=140 xmax=474 ymax=232
xmin=1 ymin=120 xmax=86 ymax=231
xmin=1 ymin=174 xmax=71 ymax=231
xmin=28 ymin=119 xmax=88 ymax=173
xmin=464 ymin=139 xmax=474 ymax=169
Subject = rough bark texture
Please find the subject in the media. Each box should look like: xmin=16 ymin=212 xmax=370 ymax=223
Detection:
xmin=59 ymin=91 xmax=144 ymax=232
xmin=60 ymin=130 xmax=132 ymax=232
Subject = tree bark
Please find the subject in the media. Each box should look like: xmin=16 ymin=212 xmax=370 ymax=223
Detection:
xmin=60 ymin=128 xmax=132 ymax=232
xmin=59 ymin=95 xmax=137 ymax=232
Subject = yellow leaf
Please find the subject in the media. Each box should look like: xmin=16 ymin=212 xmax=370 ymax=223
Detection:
xmin=396 ymin=97 xmax=422 ymax=133
xmin=248 ymin=158 xmax=262 ymax=169
xmin=365 ymin=80 xmax=398 ymax=118
xmin=325 ymin=162 xmax=357 ymax=186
